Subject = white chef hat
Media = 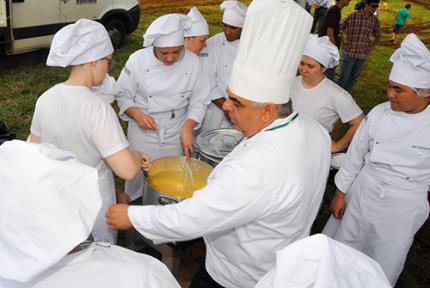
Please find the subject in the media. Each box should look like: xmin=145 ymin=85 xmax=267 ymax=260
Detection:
xmin=221 ymin=0 xmax=248 ymax=28
xmin=389 ymin=33 xmax=430 ymax=90
xmin=255 ymin=234 xmax=391 ymax=288
xmin=47 ymin=19 xmax=113 ymax=67
xmin=303 ymin=34 xmax=340 ymax=69
xmin=228 ymin=0 xmax=312 ymax=104
xmin=0 ymin=140 xmax=101 ymax=283
xmin=144 ymin=14 xmax=191 ymax=47
xmin=185 ymin=7 xmax=209 ymax=37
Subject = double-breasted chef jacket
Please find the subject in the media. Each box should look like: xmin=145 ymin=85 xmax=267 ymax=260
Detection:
xmin=116 ymin=47 xmax=211 ymax=200
xmin=323 ymin=102 xmax=430 ymax=285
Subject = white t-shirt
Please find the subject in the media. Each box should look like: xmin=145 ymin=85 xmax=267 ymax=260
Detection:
xmin=31 ymin=83 xmax=128 ymax=168
xmin=290 ymin=76 xmax=363 ymax=133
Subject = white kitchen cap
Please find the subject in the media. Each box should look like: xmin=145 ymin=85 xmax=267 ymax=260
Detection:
xmin=228 ymin=0 xmax=312 ymax=104
xmin=185 ymin=7 xmax=209 ymax=37
xmin=47 ymin=19 xmax=113 ymax=67
xmin=389 ymin=33 xmax=430 ymax=90
xmin=0 ymin=140 xmax=101 ymax=283
xmin=144 ymin=14 xmax=191 ymax=47
xmin=303 ymin=34 xmax=340 ymax=69
xmin=255 ymin=234 xmax=391 ymax=288
xmin=221 ymin=0 xmax=248 ymax=28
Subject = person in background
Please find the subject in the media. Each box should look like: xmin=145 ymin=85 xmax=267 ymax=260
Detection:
xmin=200 ymin=0 xmax=248 ymax=133
xmin=354 ymin=0 xmax=365 ymax=10
xmin=107 ymin=1 xmax=331 ymax=287
xmin=390 ymin=3 xmax=411 ymax=44
xmin=291 ymin=34 xmax=364 ymax=153
xmin=28 ymin=19 xmax=150 ymax=244
xmin=184 ymin=7 xmax=209 ymax=55
xmin=336 ymin=0 xmax=381 ymax=93
xmin=308 ymin=0 xmax=333 ymax=34
xmin=115 ymin=14 xmax=211 ymax=203
xmin=318 ymin=0 xmax=352 ymax=80
xmin=323 ymin=34 xmax=430 ymax=286
xmin=255 ymin=234 xmax=391 ymax=288
xmin=0 ymin=140 xmax=180 ymax=288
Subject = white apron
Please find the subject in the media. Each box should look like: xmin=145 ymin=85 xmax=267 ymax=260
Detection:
xmin=124 ymin=62 xmax=194 ymax=200
xmin=323 ymin=104 xmax=430 ymax=285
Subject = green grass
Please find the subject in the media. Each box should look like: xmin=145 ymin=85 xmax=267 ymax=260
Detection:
xmin=0 ymin=1 xmax=429 ymax=286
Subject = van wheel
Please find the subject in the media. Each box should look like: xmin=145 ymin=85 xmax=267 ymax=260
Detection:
xmin=105 ymin=18 xmax=126 ymax=49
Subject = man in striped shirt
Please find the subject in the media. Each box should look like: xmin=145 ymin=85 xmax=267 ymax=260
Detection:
xmin=336 ymin=0 xmax=381 ymax=93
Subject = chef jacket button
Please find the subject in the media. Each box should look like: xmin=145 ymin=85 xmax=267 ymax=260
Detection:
xmin=149 ymin=96 xmax=152 ymax=98
xmin=376 ymin=141 xmax=379 ymax=144
xmin=406 ymin=177 xmax=410 ymax=180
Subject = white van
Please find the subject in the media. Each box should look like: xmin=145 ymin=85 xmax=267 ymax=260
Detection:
xmin=0 ymin=0 xmax=140 ymax=55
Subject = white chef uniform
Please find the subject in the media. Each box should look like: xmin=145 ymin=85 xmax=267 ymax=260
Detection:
xmin=127 ymin=1 xmax=331 ymax=287
xmin=323 ymin=34 xmax=430 ymax=285
xmin=116 ymin=14 xmax=211 ymax=201
xmin=30 ymin=19 xmax=128 ymax=244
xmin=0 ymin=141 xmax=180 ymax=288
xmin=185 ymin=7 xmax=209 ymax=37
xmin=200 ymin=1 xmax=247 ymax=132
xmin=255 ymin=234 xmax=391 ymax=288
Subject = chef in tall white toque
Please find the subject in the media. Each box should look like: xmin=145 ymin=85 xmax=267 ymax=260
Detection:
xmin=323 ymin=33 xmax=430 ymax=286
xmin=107 ymin=1 xmax=330 ymax=287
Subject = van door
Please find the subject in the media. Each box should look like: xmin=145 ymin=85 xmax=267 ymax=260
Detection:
xmin=9 ymin=0 xmax=60 ymax=54
xmin=60 ymin=0 xmax=111 ymax=23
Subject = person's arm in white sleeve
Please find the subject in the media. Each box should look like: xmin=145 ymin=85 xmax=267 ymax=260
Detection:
xmin=108 ymin=157 xmax=292 ymax=243
xmin=181 ymin=64 xmax=212 ymax=159
xmin=331 ymin=116 xmax=370 ymax=219
xmin=116 ymin=57 xmax=158 ymax=131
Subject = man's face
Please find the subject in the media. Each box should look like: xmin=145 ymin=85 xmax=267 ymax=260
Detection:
xmin=223 ymin=23 xmax=242 ymax=42
xmin=387 ymin=80 xmax=428 ymax=113
xmin=365 ymin=2 xmax=379 ymax=14
xmin=154 ymin=46 xmax=183 ymax=65
xmin=223 ymin=89 xmax=266 ymax=137
xmin=299 ymin=56 xmax=326 ymax=82
xmin=184 ymin=35 xmax=208 ymax=55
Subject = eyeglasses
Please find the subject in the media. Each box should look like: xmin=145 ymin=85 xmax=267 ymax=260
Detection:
xmin=102 ymin=57 xmax=115 ymax=71
xmin=371 ymin=4 xmax=379 ymax=8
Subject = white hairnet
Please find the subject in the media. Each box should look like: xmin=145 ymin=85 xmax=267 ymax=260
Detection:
xmin=143 ymin=14 xmax=191 ymax=47
xmin=389 ymin=33 xmax=430 ymax=90
xmin=303 ymin=34 xmax=340 ymax=69
xmin=185 ymin=7 xmax=209 ymax=37
xmin=47 ymin=19 xmax=113 ymax=67
xmin=221 ymin=0 xmax=248 ymax=28
xmin=0 ymin=140 xmax=101 ymax=283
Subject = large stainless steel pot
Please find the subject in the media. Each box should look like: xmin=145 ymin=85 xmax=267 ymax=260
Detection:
xmin=195 ymin=128 xmax=244 ymax=167
xmin=143 ymin=156 xmax=213 ymax=205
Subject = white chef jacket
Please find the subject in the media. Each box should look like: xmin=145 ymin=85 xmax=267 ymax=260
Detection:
xmin=128 ymin=112 xmax=331 ymax=288
xmin=0 ymin=243 xmax=180 ymax=288
xmin=200 ymin=32 xmax=239 ymax=132
xmin=116 ymin=47 xmax=211 ymax=200
xmin=30 ymin=83 xmax=129 ymax=244
xmin=290 ymin=76 xmax=363 ymax=133
xmin=323 ymin=102 xmax=430 ymax=286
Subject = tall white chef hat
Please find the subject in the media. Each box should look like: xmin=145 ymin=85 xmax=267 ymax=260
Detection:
xmin=144 ymin=14 xmax=191 ymax=48
xmin=228 ymin=0 xmax=312 ymax=104
xmin=185 ymin=7 xmax=209 ymax=37
xmin=389 ymin=33 xmax=430 ymax=91
xmin=221 ymin=0 xmax=248 ymax=28
xmin=47 ymin=19 xmax=114 ymax=67
xmin=0 ymin=140 xmax=101 ymax=283
xmin=303 ymin=34 xmax=340 ymax=69
xmin=255 ymin=234 xmax=391 ymax=288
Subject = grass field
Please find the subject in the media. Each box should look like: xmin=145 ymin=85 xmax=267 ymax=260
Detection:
xmin=0 ymin=0 xmax=429 ymax=287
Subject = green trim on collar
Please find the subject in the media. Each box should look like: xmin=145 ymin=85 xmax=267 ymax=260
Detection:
xmin=265 ymin=113 xmax=299 ymax=132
